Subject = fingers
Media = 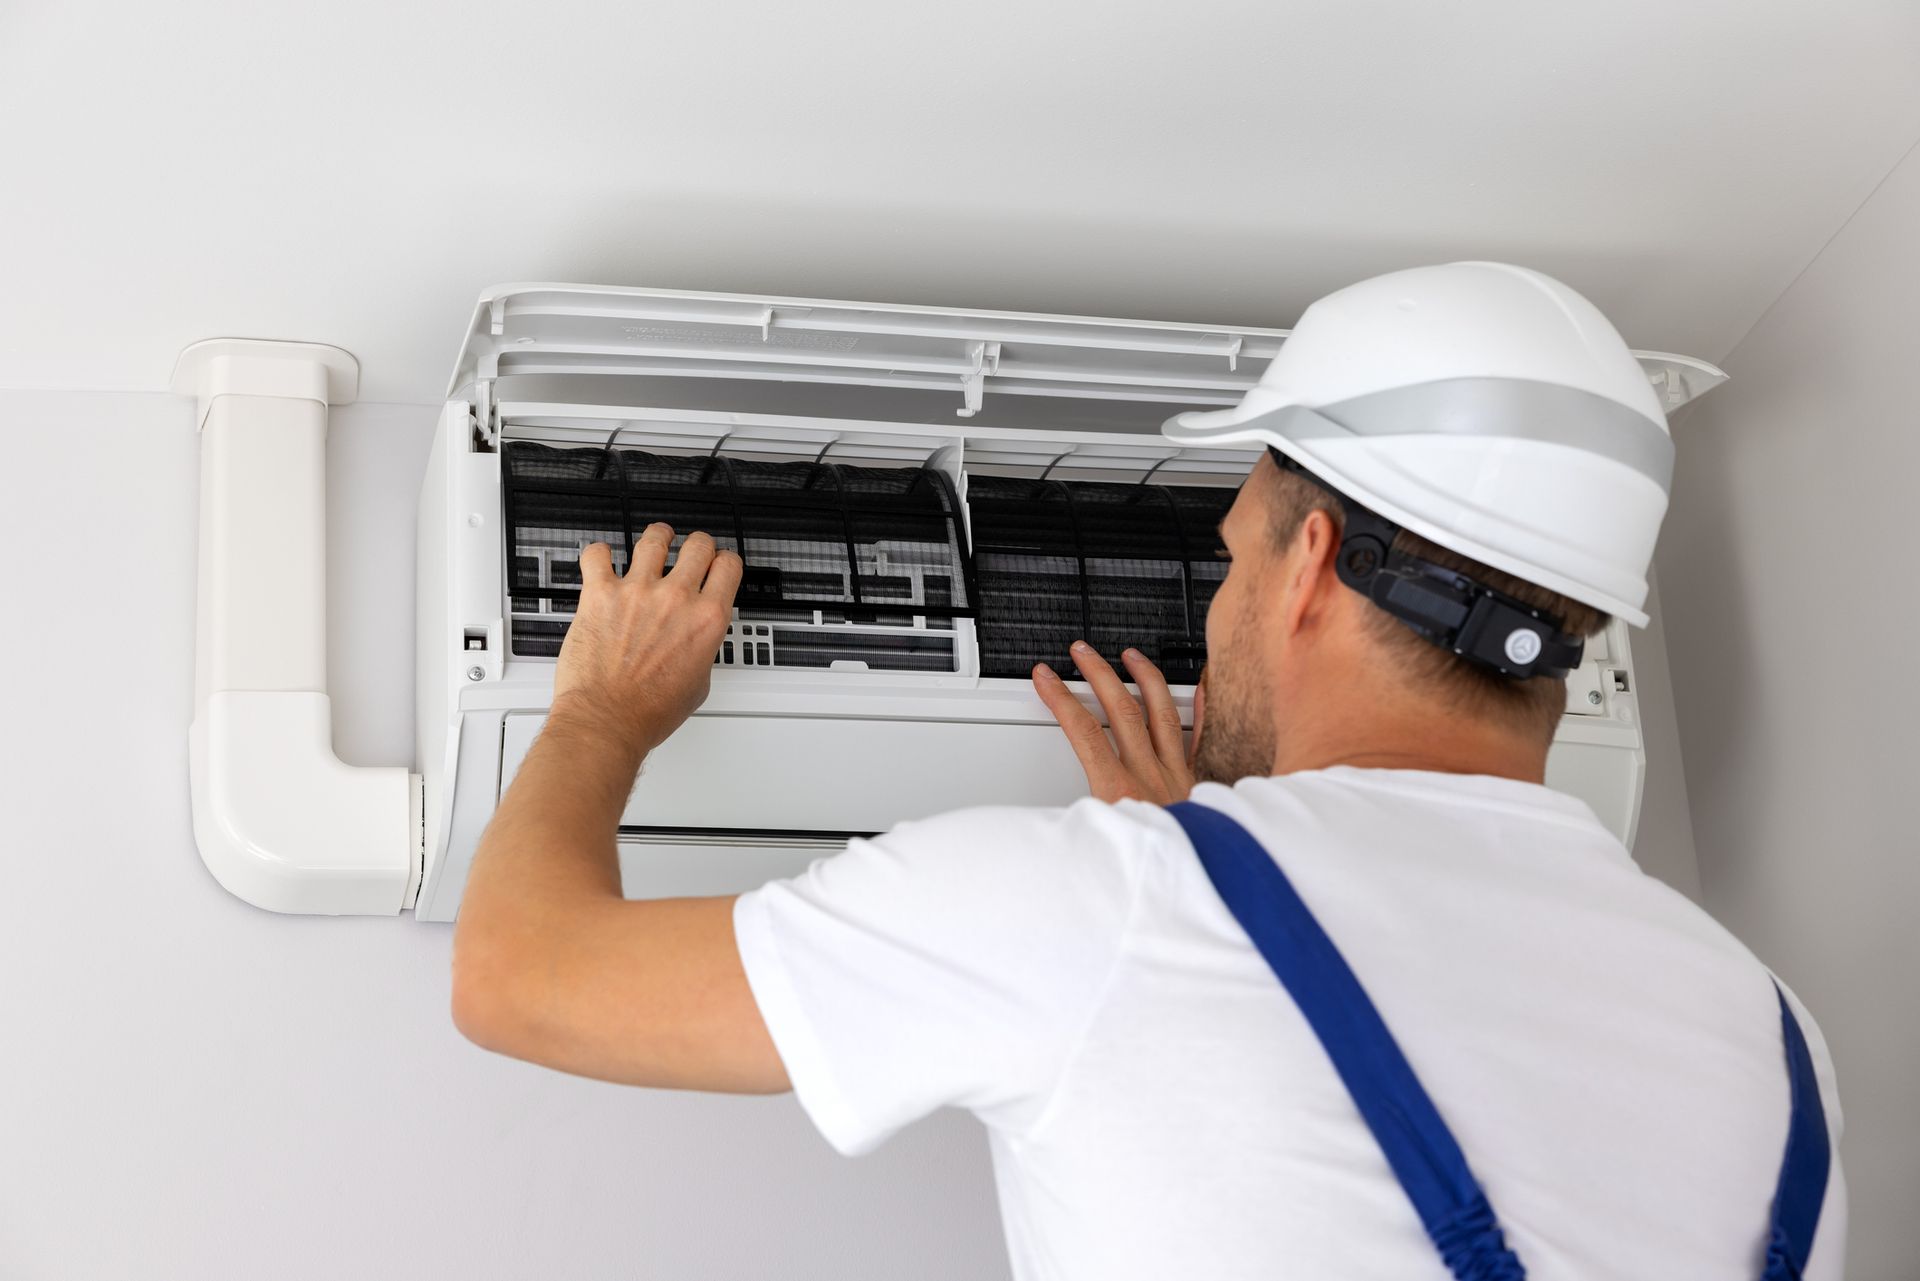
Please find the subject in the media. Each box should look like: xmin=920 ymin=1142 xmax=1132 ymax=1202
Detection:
xmin=1032 ymin=663 xmax=1131 ymax=798
xmin=669 ymin=529 xmax=717 ymax=584
xmin=1069 ymin=641 xmax=1158 ymax=780
xmin=579 ymin=542 xmax=618 ymax=586
xmin=631 ymin=523 xmax=674 ymax=578
xmin=701 ymin=548 xmax=744 ymax=604
xmin=1120 ymin=648 xmax=1186 ymax=768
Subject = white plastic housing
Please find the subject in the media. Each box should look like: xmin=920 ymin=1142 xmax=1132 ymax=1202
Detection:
xmin=177 ymin=339 xmax=419 ymax=914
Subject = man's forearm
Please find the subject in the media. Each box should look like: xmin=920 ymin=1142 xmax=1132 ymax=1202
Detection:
xmin=459 ymin=700 xmax=658 ymax=920
xmin=450 ymin=700 xmax=670 ymax=1054
xmin=447 ymin=530 xmax=787 ymax=1091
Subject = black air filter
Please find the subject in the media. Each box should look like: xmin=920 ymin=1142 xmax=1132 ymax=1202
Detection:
xmin=502 ymin=442 xmax=973 ymax=659
xmin=965 ymin=475 xmax=1234 ymax=684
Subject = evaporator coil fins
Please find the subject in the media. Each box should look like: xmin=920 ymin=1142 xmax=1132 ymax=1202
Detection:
xmin=502 ymin=443 xmax=972 ymax=670
xmin=965 ymin=475 xmax=1233 ymax=684
xmin=501 ymin=443 xmax=1234 ymax=683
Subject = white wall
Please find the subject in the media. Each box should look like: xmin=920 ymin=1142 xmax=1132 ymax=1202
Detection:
xmin=0 ymin=383 xmax=1708 ymax=1279
xmin=0 ymin=391 xmax=1010 ymax=1281
xmin=7 ymin=2 xmax=1920 ymax=403
xmin=1658 ymin=142 xmax=1920 ymax=1281
xmin=1630 ymin=572 xmax=1705 ymax=902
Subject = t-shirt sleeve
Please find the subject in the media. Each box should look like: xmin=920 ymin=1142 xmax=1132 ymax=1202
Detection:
xmin=732 ymin=797 xmax=1156 ymax=1155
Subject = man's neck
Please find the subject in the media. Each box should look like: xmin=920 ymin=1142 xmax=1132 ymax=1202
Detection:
xmin=1269 ymin=696 xmax=1549 ymax=785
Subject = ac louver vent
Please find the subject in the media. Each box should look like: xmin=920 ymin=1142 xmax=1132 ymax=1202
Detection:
xmin=502 ymin=442 xmax=972 ymax=671
xmin=965 ymin=475 xmax=1234 ymax=684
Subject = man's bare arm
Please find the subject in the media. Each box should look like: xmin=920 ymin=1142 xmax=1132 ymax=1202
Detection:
xmin=450 ymin=524 xmax=789 ymax=1094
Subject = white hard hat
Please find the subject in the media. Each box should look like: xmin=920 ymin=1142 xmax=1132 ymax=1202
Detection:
xmin=1165 ymin=262 xmax=1671 ymax=626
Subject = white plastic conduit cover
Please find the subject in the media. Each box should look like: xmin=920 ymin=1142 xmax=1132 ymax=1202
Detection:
xmin=175 ymin=339 xmax=420 ymax=914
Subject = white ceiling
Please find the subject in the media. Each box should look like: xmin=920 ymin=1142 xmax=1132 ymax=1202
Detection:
xmin=4 ymin=0 xmax=1918 ymax=404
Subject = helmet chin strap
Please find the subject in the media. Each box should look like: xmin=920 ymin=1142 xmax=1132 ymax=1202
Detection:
xmin=1268 ymin=449 xmax=1585 ymax=681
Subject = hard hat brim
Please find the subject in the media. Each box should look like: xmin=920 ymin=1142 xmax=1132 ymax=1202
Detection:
xmin=1162 ymin=392 xmax=1660 ymax=626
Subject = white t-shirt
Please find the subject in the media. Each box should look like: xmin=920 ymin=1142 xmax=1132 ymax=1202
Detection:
xmin=733 ymin=767 xmax=1847 ymax=1281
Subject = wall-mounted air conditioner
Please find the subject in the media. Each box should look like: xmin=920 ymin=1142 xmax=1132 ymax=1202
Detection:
xmin=177 ymin=285 xmax=1728 ymax=916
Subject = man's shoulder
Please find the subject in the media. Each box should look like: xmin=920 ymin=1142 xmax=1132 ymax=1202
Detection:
xmin=873 ymin=795 xmax=1188 ymax=876
xmin=750 ymin=796 xmax=1166 ymax=1000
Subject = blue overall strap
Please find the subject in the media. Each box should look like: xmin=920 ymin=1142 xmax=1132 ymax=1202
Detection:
xmin=1763 ymin=985 xmax=1831 ymax=1280
xmin=1166 ymin=801 xmax=1525 ymax=1281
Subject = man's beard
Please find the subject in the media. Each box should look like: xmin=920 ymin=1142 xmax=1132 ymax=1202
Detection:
xmin=1191 ymin=630 xmax=1277 ymax=785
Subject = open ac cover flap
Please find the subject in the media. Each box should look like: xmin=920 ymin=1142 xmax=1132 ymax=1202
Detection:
xmin=178 ymin=283 xmax=1728 ymax=916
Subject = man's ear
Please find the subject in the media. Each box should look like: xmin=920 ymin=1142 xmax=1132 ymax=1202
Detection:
xmin=1279 ymin=508 xmax=1344 ymax=638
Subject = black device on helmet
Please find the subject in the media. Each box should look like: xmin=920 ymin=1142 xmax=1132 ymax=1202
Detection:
xmin=1268 ymin=448 xmax=1585 ymax=681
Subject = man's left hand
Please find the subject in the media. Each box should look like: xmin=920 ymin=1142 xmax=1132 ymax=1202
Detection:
xmin=1032 ymin=642 xmax=1195 ymax=805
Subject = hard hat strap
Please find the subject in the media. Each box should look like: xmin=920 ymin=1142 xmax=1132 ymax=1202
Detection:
xmin=1269 ymin=449 xmax=1584 ymax=680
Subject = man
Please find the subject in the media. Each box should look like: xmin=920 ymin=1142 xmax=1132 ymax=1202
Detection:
xmin=452 ymin=263 xmax=1845 ymax=1279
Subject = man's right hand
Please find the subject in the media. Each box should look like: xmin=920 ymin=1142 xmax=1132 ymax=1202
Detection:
xmin=550 ymin=524 xmax=742 ymax=763
xmin=1032 ymin=642 xmax=1197 ymax=805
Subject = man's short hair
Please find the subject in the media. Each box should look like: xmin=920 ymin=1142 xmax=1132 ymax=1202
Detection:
xmin=1264 ymin=466 xmax=1608 ymax=742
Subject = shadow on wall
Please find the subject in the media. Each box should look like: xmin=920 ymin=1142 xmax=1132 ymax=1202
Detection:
xmin=1652 ymin=399 xmax=1767 ymax=841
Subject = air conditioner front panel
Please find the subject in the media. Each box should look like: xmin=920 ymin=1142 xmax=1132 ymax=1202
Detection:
xmin=499 ymin=711 xmax=1097 ymax=893
xmin=493 ymin=712 xmax=1644 ymax=899
xmin=451 ymin=284 xmax=1726 ymax=420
